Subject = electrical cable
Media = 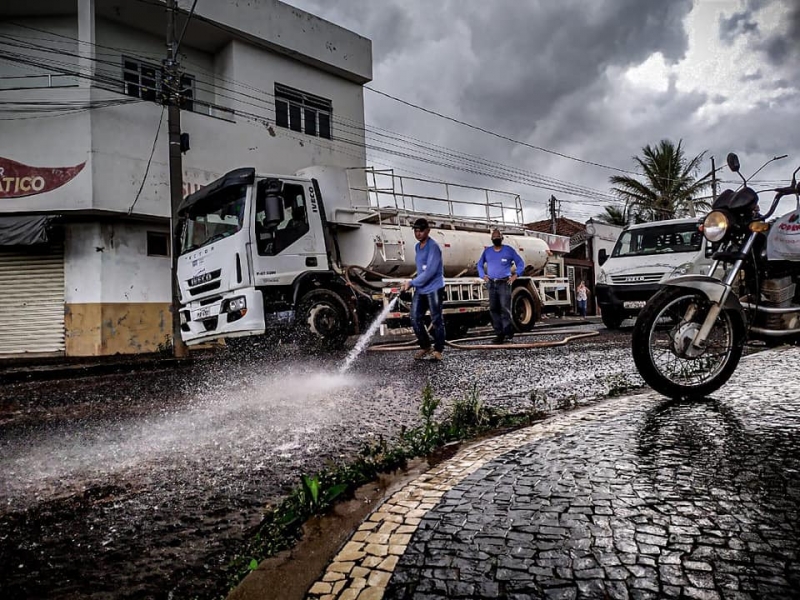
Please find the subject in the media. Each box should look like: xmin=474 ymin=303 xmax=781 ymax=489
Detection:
xmin=127 ymin=106 xmax=166 ymax=215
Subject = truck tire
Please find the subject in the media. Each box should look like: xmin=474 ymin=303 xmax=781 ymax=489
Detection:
xmin=601 ymin=308 xmax=625 ymax=330
xmin=297 ymin=289 xmax=349 ymax=351
xmin=511 ymin=287 xmax=537 ymax=332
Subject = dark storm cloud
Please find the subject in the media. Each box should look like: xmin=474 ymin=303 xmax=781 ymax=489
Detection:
xmin=454 ymin=0 xmax=694 ymax=137
xmin=754 ymin=0 xmax=800 ymax=67
xmin=719 ymin=9 xmax=760 ymax=42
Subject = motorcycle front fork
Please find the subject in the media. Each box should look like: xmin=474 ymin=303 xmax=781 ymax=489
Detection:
xmin=689 ymin=232 xmax=757 ymax=349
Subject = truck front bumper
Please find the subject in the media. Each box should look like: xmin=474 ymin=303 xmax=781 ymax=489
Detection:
xmin=180 ymin=288 xmax=265 ymax=346
xmin=595 ymin=283 xmax=662 ymax=314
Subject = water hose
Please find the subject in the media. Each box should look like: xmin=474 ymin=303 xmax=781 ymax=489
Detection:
xmin=367 ymin=327 xmax=599 ymax=352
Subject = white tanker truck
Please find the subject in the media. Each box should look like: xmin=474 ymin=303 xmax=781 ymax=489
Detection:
xmin=176 ymin=166 xmax=567 ymax=349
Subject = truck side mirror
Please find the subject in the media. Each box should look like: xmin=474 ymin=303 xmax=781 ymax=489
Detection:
xmin=256 ymin=178 xmax=284 ymax=228
xmin=598 ymin=248 xmax=608 ymax=266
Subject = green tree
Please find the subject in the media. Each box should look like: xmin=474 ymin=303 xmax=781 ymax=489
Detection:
xmin=610 ymin=139 xmax=712 ymax=221
xmin=595 ymin=204 xmax=629 ymax=226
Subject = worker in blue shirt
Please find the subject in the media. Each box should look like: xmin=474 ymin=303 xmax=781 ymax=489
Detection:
xmin=477 ymin=229 xmax=525 ymax=344
xmin=401 ymin=218 xmax=446 ymax=360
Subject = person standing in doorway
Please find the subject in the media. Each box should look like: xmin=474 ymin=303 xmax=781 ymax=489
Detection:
xmin=401 ymin=218 xmax=446 ymax=360
xmin=477 ymin=229 xmax=525 ymax=344
xmin=576 ymin=280 xmax=589 ymax=318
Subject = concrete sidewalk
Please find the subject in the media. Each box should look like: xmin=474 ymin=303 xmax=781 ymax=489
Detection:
xmin=301 ymin=346 xmax=800 ymax=600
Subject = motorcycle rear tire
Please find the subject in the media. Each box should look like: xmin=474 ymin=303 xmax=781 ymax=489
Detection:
xmin=632 ymin=287 xmax=745 ymax=399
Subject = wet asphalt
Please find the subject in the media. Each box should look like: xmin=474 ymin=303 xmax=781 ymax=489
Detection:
xmin=0 ymin=323 xmax=633 ymax=599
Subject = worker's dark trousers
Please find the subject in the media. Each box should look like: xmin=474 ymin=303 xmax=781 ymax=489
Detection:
xmin=410 ymin=287 xmax=446 ymax=352
xmin=488 ymin=279 xmax=514 ymax=337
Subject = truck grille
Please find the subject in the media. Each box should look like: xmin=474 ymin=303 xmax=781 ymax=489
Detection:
xmin=610 ymin=272 xmax=664 ymax=285
xmin=188 ymin=269 xmax=222 ymax=296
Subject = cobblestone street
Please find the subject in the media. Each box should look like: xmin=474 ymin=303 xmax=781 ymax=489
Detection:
xmin=309 ymin=347 xmax=800 ymax=600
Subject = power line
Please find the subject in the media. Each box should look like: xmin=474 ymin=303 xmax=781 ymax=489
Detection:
xmin=128 ymin=106 xmax=166 ymax=215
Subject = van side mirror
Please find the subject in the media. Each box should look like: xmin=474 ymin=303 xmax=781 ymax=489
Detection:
xmin=256 ymin=178 xmax=284 ymax=228
xmin=598 ymin=248 xmax=608 ymax=266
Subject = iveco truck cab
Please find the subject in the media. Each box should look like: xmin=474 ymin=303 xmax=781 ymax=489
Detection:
xmin=595 ymin=217 xmax=713 ymax=329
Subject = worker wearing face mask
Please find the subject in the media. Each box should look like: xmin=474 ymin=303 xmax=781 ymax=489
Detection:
xmin=477 ymin=229 xmax=525 ymax=344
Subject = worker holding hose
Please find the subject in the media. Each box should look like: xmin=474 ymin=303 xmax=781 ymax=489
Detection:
xmin=401 ymin=218 xmax=446 ymax=361
xmin=478 ymin=229 xmax=525 ymax=344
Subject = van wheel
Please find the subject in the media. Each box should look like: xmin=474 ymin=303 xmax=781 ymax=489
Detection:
xmin=601 ymin=308 xmax=625 ymax=330
xmin=512 ymin=287 xmax=537 ymax=332
xmin=297 ymin=289 xmax=349 ymax=351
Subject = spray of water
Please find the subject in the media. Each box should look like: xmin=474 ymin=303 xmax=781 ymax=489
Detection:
xmin=340 ymin=296 xmax=399 ymax=373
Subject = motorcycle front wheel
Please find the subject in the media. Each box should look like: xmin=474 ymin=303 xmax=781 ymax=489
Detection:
xmin=632 ymin=287 xmax=745 ymax=399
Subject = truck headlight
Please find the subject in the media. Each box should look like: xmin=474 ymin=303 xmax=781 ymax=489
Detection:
xmin=225 ymin=296 xmax=247 ymax=312
xmin=703 ymin=211 xmax=729 ymax=242
xmin=597 ymin=269 xmax=608 ymax=284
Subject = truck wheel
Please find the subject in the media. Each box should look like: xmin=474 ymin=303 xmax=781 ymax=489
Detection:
xmin=511 ymin=287 xmax=537 ymax=332
xmin=601 ymin=308 xmax=625 ymax=330
xmin=297 ymin=289 xmax=349 ymax=351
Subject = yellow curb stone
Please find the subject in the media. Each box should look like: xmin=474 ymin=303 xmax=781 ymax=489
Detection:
xmin=368 ymin=570 xmax=392 ymax=588
xmin=358 ymin=521 xmax=379 ymax=531
xmin=365 ymin=533 xmax=390 ymax=545
xmin=377 ymin=521 xmax=400 ymax=534
xmin=356 ymin=588 xmax=384 ymax=600
xmin=378 ymin=556 xmax=399 ymax=571
xmin=322 ymin=571 xmax=346 ymax=582
xmin=351 ymin=531 xmax=370 ymax=542
xmin=361 ymin=556 xmax=383 ymax=568
xmin=308 ymin=582 xmax=332 ymax=595
xmin=364 ymin=543 xmax=389 ymax=557
xmin=332 ymin=580 xmax=346 ymax=595
xmin=339 ymin=590 xmax=360 ymax=600
xmin=397 ymin=525 xmax=416 ymax=534
xmin=389 ymin=533 xmax=412 ymax=546
xmin=350 ymin=577 xmax=367 ymax=590
xmin=367 ymin=512 xmax=387 ymax=522
xmin=351 ymin=566 xmax=370 ymax=579
xmin=329 ymin=561 xmax=355 ymax=574
xmin=388 ymin=545 xmax=406 ymax=556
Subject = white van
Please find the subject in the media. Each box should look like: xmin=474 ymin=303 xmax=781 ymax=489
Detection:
xmin=595 ymin=217 xmax=711 ymax=329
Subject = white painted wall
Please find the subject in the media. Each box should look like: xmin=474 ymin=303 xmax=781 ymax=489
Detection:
xmin=0 ymin=17 xmax=79 ymax=88
xmin=64 ymin=221 xmax=171 ymax=304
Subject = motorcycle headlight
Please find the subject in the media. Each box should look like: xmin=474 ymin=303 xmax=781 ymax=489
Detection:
xmin=703 ymin=211 xmax=729 ymax=242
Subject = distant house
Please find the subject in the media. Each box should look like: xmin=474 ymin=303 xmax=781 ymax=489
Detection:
xmin=526 ymin=216 xmax=621 ymax=315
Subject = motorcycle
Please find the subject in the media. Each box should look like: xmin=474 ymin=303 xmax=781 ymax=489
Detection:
xmin=632 ymin=152 xmax=800 ymax=399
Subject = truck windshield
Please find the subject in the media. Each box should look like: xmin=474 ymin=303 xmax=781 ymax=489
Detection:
xmin=181 ymin=185 xmax=247 ymax=254
xmin=612 ymin=223 xmax=702 ymax=258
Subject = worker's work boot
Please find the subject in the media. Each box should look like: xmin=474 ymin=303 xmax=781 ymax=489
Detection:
xmin=414 ymin=348 xmax=432 ymax=360
xmin=432 ymin=351 xmax=443 ymax=361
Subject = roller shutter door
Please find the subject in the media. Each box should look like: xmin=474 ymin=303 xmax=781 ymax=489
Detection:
xmin=0 ymin=248 xmax=65 ymax=354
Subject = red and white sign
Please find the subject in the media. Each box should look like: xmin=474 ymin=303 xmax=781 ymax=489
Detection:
xmin=0 ymin=156 xmax=86 ymax=199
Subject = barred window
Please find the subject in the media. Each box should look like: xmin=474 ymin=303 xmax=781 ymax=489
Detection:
xmin=123 ymin=57 xmax=195 ymax=111
xmin=274 ymin=83 xmax=332 ymax=139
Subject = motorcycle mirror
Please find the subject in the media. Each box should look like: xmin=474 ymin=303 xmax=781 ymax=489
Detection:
xmin=726 ymin=153 xmax=740 ymax=173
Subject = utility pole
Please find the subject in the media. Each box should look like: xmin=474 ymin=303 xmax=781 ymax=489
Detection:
xmin=711 ymin=155 xmax=718 ymax=202
xmin=165 ymin=0 xmax=188 ymax=358
xmin=549 ymin=195 xmax=558 ymax=234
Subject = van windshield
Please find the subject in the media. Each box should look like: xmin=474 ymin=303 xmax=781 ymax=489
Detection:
xmin=612 ymin=222 xmax=702 ymax=258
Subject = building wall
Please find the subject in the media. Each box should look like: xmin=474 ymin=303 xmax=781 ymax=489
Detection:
xmin=64 ymin=221 xmax=172 ymax=355
xmin=0 ymin=2 xmax=371 ymax=357
xmin=0 ymin=16 xmax=79 ymax=88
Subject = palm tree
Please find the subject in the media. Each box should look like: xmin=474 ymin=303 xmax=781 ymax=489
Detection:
xmin=595 ymin=204 xmax=630 ymax=226
xmin=610 ymin=139 xmax=712 ymax=221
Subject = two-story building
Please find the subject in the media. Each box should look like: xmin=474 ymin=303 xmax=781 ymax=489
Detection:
xmin=0 ymin=0 xmax=372 ymax=356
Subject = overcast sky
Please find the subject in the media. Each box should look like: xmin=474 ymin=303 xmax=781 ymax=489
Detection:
xmin=285 ymin=0 xmax=800 ymax=224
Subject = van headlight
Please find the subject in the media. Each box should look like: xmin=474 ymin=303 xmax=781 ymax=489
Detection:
xmin=703 ymin=211 xmax=729 ymax=242
xmin=669 ymin=262 xmax=695 ymax=278
xmin=597 ymin=269 xmax=608 ymax=284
